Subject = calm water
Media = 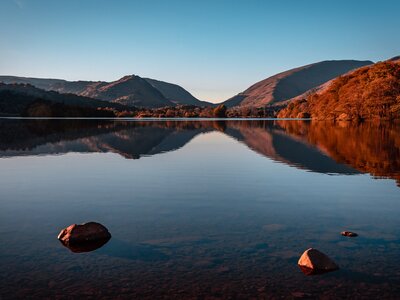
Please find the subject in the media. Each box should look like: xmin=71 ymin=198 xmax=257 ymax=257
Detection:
xmin=0 ymin=119 xmax=399 ymax=299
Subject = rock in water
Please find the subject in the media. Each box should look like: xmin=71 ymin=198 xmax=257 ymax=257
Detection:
xmin=58 ymin=222 xmax=111 ymax=253
xmin=341 ymin=231 xmax=358 ymax=237
xmin=298 ymin=248 xmax=339 ymax=275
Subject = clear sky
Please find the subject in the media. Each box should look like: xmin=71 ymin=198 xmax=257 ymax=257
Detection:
xmin=1 ymin=0 xmax=399 ymax=103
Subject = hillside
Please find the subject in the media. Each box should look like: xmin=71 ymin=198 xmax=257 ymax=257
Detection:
xmin=0 ymin=83 xmax=127 ymax=117
xmin=223 ymin=60 xmax=373 ymax=108
xmin=278 ymin=61 xmax=400 ymax=120
xmin=79 ymin=75 xmax=173 ymax=108
xmin=144 ymin=78 xmax=211 ymax=106
xmin=388 ymin=56 xmax=400 ymax=62
xmin=0 ymin=75 xmax=207 ymax=108
xmin=0 ymin=76 xmax=96 ymax=94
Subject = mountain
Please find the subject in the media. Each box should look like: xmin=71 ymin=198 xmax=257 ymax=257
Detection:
xmin=277 ymin=61 xmax=400 ymax=120
xmin=388 ymin=56 xmax=400 ymax=62
xmin=79 ymin=75 xmax=173 ymax=108
xmin=144 ymin=78 xmax=211 ymax=106
xmin=0 ymin=75 xmax=208 ymax=108
xmin=223 ymin=60 xmax=373 ymax=108
xmin=0 ymin=83 xmax=127 ymax=117
xmin=283 ymin=56 xmax=400 ymax=104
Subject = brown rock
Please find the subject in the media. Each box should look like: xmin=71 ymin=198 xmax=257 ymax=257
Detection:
xmin=298 ymin=248 xmax=339 ymax=275
xmin=291 ymin=291 xmax=312 ymax=298
xmin=341 ymin=231 xmax=358 ymax=237
xmin=57 ymin=222 xmax=111 ymax=253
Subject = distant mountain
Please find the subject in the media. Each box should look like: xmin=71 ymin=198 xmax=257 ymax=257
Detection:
xmin=0 ymin=76 xmax=98 ymax=95
xmin=223 ymin=60 xmax=373 ymax=108
xmin=144 ymin=78 xmax=211 ymax=106
xmin=0 ymin=83 xmax=127 ymax=117
xmin=278 ymin=61 xmax=400 ymax=120
xmin=0 ymin=75 xmax=209 ymax=108
xmin=79 ymin=75 xmax=173 ymax=108
xmin=388 ymin=56 xmax=400 ymax=62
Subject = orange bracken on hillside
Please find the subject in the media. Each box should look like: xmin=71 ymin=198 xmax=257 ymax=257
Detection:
xmin=278 ymin=61 xmax=400 ymax=120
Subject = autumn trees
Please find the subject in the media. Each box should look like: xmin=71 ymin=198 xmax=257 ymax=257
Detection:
xmin=213 ymin=104 xmax=227 ymax=117
xmin=278 ymin=62 xmax=400 ymax=120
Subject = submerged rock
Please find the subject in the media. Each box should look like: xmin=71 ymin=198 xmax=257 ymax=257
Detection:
xmin=57 ymin=222 xmax=111 ymax=253
xmin=298 ymin=248 xmax=339 ymax=275
xmin=341 ymin=231 xmax=358 ymax=237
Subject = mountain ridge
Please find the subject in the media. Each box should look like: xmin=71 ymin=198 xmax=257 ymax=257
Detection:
xmin=0 ymin=75 xmax=207 ymax=108
xmin=223 ymin=60 xmax=373 ymax=108
xmin=0 ymin=83 xmax=129 ymax=117
xmin=144 ymin=78 xmax=211 ymax=106
xmin=2 ymin=58 xmax=392 ymax=114
xmin=80 ymin=75 xmax=174 ymax=108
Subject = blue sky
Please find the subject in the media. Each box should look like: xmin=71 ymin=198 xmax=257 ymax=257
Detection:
xmin=1 ymin=0 xmax=399 ymax=102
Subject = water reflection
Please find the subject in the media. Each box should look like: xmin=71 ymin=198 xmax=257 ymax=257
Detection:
xmin=0 ymin=119 xmax=399 ymax=185
xmin=96 ymin=239 xmax=169 ymax=261
xmin=276 ymin=120 xmax=400 ymax=185
xmin=59 ymin=236 xmax=111 ymax=253
xmin=1 ymin=118 xmax=400 ymax=299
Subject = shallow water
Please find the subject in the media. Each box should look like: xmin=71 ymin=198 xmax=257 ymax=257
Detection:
xmin=0 ymin=119 xmax=399 ymax=299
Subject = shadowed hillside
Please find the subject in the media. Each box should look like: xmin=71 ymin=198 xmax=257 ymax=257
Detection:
xmin=0 ymin=75 xmax=207 ymax=108
xmin=144 ymin=78 xmax=211 ymax=106
xmin=79 ymin=75 xmax=173 ymax=108
xmin=0 ymin=76 xmax=95 ymax=94
xmin=0 ymin=83 xmax=128 ymax=117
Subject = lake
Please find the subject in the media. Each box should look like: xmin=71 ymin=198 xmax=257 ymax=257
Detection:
xmin=0 ymin=119 xmax=399 ymax=299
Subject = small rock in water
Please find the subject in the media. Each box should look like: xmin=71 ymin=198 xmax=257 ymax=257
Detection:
xmin=298 ymin=248 xmax=339 ymax=275
xmin=291 ymin=291 xmax=312 ymax=298
xmin=57 ymin=222 xmax=111 ymax=253
xmin=341 ymin=231 xmax=358 ymax=237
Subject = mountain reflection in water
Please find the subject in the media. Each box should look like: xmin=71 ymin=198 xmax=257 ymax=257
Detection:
xmin=0 ymin=119 xmax=399 ymax=186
